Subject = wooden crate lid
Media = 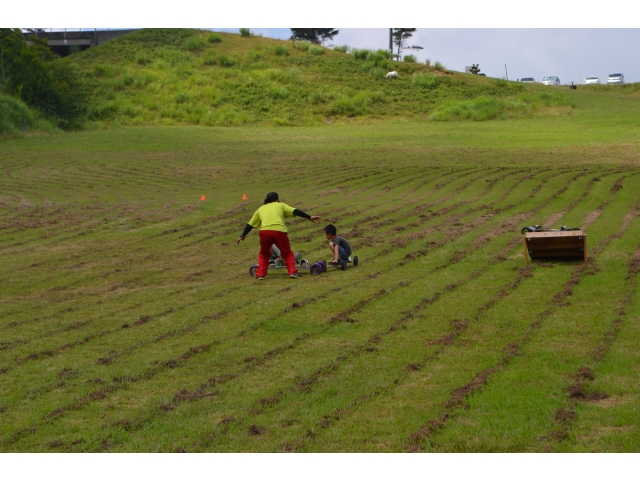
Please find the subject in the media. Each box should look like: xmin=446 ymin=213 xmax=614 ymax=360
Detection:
xmin=524 ymin=230 xmax=585 ymax=239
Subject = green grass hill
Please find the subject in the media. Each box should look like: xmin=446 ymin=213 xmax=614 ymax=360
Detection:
xmin=68 ymin=29 xmax=582 ymax=127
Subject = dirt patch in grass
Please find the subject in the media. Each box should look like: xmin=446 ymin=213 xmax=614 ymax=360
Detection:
xmin=248 ymin=424 xmax=265 ymax=436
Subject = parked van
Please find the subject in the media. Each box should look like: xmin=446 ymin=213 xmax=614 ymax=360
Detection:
xmin=542 ymin=76 xmax=561 ymax=86
xmin=607 ymin=73 xmax=625 ymax=85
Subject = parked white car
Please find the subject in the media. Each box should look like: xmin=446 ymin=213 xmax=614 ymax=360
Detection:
xmin=520 ymin=77 xmax=536 ymax=83
xmin=542 ymin=76 xmax=560 ymax=86
xmin=583 ymin=77 xmax=600 ymax=85
xmin=607 ymin=73 xmax=625 ymax=85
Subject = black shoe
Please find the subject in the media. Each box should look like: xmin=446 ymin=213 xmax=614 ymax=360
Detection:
xmin=289 ymin=273 xmax=303 ymax=279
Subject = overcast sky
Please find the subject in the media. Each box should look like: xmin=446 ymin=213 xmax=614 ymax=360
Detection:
xmin=213 ymin=28 xmax=639 ymax=85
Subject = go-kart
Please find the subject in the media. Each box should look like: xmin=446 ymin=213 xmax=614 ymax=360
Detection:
xmin=248 ymin=254 xmax=359 ymax=276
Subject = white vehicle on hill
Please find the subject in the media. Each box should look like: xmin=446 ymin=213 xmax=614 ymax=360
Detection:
xmin=607 ymin=73 xmax=625 ymax=85
xmin=583 ymin=77 xmax=600 ymax=85
xmin=542 ymin=76 xmax=560 ymax=86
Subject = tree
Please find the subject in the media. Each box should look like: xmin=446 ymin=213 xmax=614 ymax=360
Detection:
xmin=290 ymin=29 xmax=339 ymax=45
xmin=390 ymin=28 xmax=423 ymax=61
xmin=0 ymin=29 xmax=86 ymax=128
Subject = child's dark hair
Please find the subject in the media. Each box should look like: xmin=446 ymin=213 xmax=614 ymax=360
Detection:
xmin=264 ymin=192 xmax=279 ymax=204
xmin=324 ymin=224 xmax=337 ymax=236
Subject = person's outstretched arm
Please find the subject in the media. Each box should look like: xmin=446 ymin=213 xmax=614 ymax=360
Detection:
xmin=293 ymin=209 xmax=321 ymax=223
xmin=237 ymin=224 xmax=254 ymax=244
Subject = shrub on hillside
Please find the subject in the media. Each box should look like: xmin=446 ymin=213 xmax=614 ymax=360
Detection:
xmin=292 ymin=41 xmax=311 ymax=51
xmin=207 ymin=33 xmax=222 ymax=43
xmin=363 ymin=51 xmax=390 ymax=69
xmin=425 ymin=58 xmax=431 ymax=66
xmin=333 ymin=45 xmax=349 ymax=53
xmin=434 ymin=61 xmax=445 ymax=70
xmin=239 ymin=28 xmax=251 ymax=37
xmin=328 ymin=91 xmax=384 ymax=116
xmin=352 ymin=48 xmax=371 ymax=60
xmin=217 ymin=55 xmax=237 ymax=67
xmin=309 ymin=46 xmax=324 ymax=55
xmin=184 ymin=36 xmax=205 ymax=50
xmin=367 ymin=67 xmax=388 ymax=78
xmin=403 ymin=55 xmax=417 ymax=63
xmin=274 ymin=45 xmax=289 ymax=56
xmin=412 ymin=73 xmax=439 ymax=89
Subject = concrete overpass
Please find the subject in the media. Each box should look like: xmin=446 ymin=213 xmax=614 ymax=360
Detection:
xmin=24 ymin=29 xmax=135 ymax=55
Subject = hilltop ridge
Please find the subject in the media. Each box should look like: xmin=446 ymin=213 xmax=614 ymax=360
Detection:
xmin=64 ymin=29 xmax=580 ymax=127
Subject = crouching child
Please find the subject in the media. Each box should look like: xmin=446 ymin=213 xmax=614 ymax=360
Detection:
xmin=323 ymin=224 xmax=352 ymax=264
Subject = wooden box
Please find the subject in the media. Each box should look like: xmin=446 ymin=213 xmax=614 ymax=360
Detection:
xmin=523 ymin=230 xmax=587 ymax=263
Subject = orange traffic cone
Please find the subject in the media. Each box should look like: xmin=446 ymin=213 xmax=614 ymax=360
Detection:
xmin=201 ymin=195 xmax=206 ymax=201
xmin=242 ymin=194 xmax=247 ymax=201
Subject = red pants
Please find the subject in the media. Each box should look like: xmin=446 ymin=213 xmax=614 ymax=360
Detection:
xmin=256 ymin=230 xmax=298 ymax=277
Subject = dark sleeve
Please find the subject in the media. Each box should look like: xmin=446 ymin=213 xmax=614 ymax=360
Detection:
xmin=293 ymin=209 xmax=311 ymax=220
xmin=240 ymin=224 xmax=253 ymax=238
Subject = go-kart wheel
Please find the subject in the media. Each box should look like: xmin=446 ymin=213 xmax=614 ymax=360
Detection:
xmin=310 ymin=263 xmax=322 ymax=275
xmin=320 ymin=260 xmax=327 ymax=273
xmin=249 ymin=265 xmax=258 ymax=276
xmin=353 ymin=256 xmax=359 ymax=267
xmin=340 ymin=259 xmax=347 ymax=270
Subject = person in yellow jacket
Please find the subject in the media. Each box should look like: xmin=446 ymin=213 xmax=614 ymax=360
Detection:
xmin=237 ymin=192 xmax=321 ymax=279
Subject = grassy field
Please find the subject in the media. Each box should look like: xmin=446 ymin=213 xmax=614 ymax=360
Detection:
xmin=1 ymin=85 xmax=640 ymax=452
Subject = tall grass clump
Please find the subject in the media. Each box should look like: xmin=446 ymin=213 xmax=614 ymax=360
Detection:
xmin=292 ymin=41 xmax=311 ymax=51
xmin=352 ymin=48 xmax=372 ymax=60
xmin=309 ymin=45 xmax=324 ymax=56
xmin=367 ymin=67 xmax=388 ymax=78
xmin=434 ymin=61 xmax=445 ymax=71
xmin=207 ymin=33 xmax=222 ymax=43
xmin=412 ymin=73 xmax=439 ymax=89
xmin=248 ymin=51 xmax=263 ymax=62
xmin=333 ymin=45 xmax=349 ymax=53
xmin=0 ymin=94 xmax=56 ymax=135
xmin=329 ymin=91 xmax=384 ymax=116
xmin=202 ymin=54 xmax=217 ymax=66
xmin=93 ymin=64 xmax=118 ymax=78
xmin=274 ymin=45 xmax=289 ymax=56
xmin=431 ymin=96 xmax=505 ymax=121
xmin=403 ymin=55 xmax=417 ymax=63
xmin=217 ymin=55 xmax=237 ymax=67
xmin=239 ymin=28 xmax=251 ymax=37
xmin=136 ymin=53 xmax=151 ymax=65
xmin=537 ymin=91 xmax=576 ymax=108
xmin=184 ymin=36 xmax=205 ymax=50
